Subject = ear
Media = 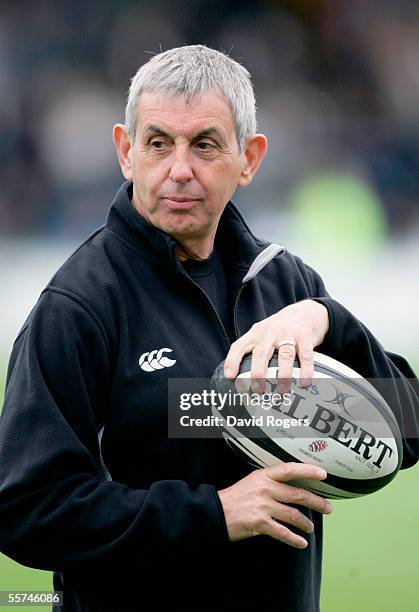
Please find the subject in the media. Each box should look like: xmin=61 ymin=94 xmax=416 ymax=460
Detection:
xmin=113 ymin=123 xmax=133 ymax=180
xmin=237 ymin=134 xmax=267 ymax=188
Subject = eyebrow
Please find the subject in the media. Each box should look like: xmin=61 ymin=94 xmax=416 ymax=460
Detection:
xmin=144 ymin=125 xmax=225 ymax=142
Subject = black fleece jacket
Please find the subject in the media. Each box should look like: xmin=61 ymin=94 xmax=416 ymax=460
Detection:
xmin=0 ymin=182 xmax=417 ymax=612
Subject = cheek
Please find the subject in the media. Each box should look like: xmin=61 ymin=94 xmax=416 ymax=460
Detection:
xmin=134 ymin=160 xmax=161 ymax=193
xmin=207 ymin=158 xmax=239 ymax=182
xmin=210 ymin=162 xmax=242 ymax=198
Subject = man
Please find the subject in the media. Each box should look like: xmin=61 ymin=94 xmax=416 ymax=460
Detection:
xmin=0 ymin=45 xmax=417 ymax=612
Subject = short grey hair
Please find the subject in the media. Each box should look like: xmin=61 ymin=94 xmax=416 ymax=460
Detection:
xmin=125 ymin=45 xmax=257 ymax=151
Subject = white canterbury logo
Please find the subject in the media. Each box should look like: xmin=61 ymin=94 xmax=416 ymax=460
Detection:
xmin=139 ymin=348 xmax=176 ymax=372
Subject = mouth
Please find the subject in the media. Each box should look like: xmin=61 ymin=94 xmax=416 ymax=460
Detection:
xmin=161 ymin=197 xmax=201 ymax=210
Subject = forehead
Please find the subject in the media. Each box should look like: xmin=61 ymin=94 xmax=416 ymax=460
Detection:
xmin=135 ymin=91 xmax=236 ymax=138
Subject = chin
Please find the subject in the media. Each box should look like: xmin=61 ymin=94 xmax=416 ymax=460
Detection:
xmin=160 ymin=215 xmax=211 ymax=239
xmin=166 ymin=225 xmax=203 ymax=240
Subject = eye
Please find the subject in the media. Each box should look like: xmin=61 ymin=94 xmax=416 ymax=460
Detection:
xmin=150 ymin=139 xmax=168 ymax=149
xmin=196 ymin=141 xmax=216 ymax=152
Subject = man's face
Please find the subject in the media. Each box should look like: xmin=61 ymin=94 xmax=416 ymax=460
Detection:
xmin=123 ymin=92 xmax=247 ymax=243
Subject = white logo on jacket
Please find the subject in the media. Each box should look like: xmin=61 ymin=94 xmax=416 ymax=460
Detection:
xmin=139 ymin=348 xmax=176 ymax=372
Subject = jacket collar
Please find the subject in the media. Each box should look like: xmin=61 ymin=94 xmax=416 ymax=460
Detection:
xmin=105 ymin=181 xmax=283 ymax=278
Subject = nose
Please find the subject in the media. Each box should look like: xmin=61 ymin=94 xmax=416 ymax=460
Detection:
xmin=168 ymin=147 xmax=194 ymax=183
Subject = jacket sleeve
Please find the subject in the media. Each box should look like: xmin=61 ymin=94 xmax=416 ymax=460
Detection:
xmin=300 ymin=261 xmax=419 ymax=470
xmin=0 ymin=289 xmax=228 ymax=572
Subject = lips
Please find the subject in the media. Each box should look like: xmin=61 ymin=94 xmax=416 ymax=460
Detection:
xmin=161 ymin=197 xmax=201 ymax=210
xmin=162 ymin=196 xmax=201 ymax=202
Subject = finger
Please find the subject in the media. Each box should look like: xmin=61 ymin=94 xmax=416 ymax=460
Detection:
xmin=271 ymin=482 xmax=333 ymax=515
xmin=263 ymin=519 xmax=308 ymax=549
xmin=276 ymin=342 xmax=297 ymax=394
xmin=223 ymin=335 xmax=255 ymax=379
xmin=296 ymin=342 xmax=314 ymax=388
xmin=271 ymin=502 xmax=314 ymax=534
xmin=250 ymin=344 xmax=275 ymax=394
xmin=265 ymin=461 xmax=327 ymax=483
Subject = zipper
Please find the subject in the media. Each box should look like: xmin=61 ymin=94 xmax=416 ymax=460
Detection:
xmin=233 ymin=282 xmax=247 ymax=340
xmin=176 ymin=262 xmax=233 ymax=348
xmin=176 ymin=256 xmax=253 ymax=346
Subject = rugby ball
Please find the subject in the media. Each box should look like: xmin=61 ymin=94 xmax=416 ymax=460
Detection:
xmin=210 ymin=352 xmax=403 ymax=499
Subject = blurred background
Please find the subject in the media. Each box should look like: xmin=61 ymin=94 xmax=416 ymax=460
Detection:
xmin=0 ymin=1 xmax=418 ymax=610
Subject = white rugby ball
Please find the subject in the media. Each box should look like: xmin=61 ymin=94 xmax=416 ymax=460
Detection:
xmin=210 ymin=352 xmax=403 ymax=499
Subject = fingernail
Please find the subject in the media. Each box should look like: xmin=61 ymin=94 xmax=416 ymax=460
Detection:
xmin=325 ymin=502 xmax=333 ymax=514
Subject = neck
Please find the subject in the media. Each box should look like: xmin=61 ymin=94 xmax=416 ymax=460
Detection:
xmin=175 ymin=237 xmax=215 ymax=261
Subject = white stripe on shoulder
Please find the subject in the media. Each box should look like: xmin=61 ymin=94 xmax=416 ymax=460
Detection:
xmin=242 ymin=244 xmax=285 ymax=283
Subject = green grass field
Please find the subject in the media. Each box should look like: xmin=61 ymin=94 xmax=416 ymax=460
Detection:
xmin=0 ymin=360 xmax=418 ymax=611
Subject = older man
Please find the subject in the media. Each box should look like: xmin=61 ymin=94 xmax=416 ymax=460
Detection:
xmin=0 ymin=45 xmax=417 ymax=612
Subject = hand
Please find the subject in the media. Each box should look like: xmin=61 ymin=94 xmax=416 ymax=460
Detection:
xmin=223 ymin=299 xmax=329 ymax=393
xmin=217 ymin=462 xmax=332 ymax=549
